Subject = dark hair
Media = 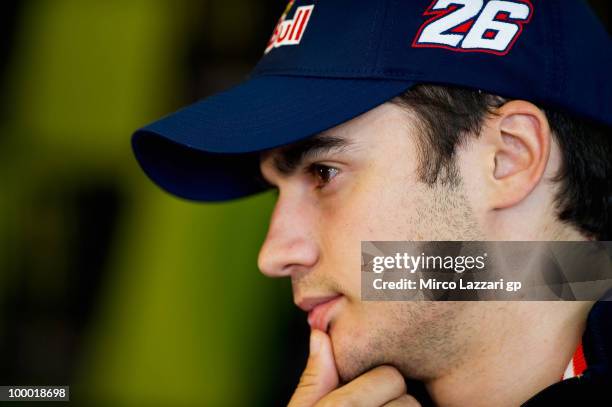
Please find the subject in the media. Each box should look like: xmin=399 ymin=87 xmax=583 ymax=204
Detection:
xmin=391 ymin=84 xmax=612 ymax=241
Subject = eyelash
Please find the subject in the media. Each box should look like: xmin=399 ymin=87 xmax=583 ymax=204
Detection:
xmin=307 ymin=163 xmax=340 ymax=189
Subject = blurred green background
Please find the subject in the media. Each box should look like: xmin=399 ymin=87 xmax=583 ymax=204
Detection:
xmin=0 ymin=1 xmax=309 ymax=406
xmin=0 ymin=1 xmax=608 ymax=406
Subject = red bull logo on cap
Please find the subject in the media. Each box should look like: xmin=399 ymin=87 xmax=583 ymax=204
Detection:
xmin=265 ymin=1 xmax=315 ymax=54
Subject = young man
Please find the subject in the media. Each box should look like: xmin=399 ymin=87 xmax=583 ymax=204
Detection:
xmin=132 ymin=1 xmax=611 ymax=405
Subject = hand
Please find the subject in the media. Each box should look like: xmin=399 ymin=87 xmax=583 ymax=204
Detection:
xmin=288 ymin=330 xmax=421 ymax=406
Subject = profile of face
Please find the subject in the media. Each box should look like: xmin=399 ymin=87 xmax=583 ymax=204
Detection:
xmin=257 ymin=100 xmax=564 ymax=383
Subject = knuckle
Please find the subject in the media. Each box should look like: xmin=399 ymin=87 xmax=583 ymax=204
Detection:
xmin=319 ymin=395 xmax=358 ymax=407
xmin=397 ymin=394 xmax=421 ymax=406
xmin=297 ymin=371 xmax=317 ymax=388
xmin=317 ymin=388 xmax=361 ymax=407
xmin=376 ymin=365 xmax=407 ymax=391
xmin=382 ymin=394 xmax=422 ymax=407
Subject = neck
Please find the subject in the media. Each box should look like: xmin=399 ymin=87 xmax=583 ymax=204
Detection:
xmin=425 ymin=301 xmax=593 ymax=407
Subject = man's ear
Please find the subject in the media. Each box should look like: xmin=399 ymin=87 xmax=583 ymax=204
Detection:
xmin=484 ymin=100 xmax=552 ymax=209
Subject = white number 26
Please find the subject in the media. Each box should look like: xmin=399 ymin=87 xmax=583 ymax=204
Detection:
xmin=413 ymin=0 xmax=533 ymax=55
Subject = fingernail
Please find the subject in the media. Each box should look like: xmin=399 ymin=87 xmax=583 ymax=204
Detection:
xmin=310 ymin=330 xmax=321 ymax=356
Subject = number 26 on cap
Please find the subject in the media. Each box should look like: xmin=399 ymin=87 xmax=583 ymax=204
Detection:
xmin=413 ymin=0 xmax=533 ymax=55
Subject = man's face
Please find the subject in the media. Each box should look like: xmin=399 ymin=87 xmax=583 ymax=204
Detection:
xmin=258 ymin=102 xmax=486 ymax=382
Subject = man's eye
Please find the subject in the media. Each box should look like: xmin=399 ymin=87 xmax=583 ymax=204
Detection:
xmin=309 ymin=164 xmax=339 ymax=188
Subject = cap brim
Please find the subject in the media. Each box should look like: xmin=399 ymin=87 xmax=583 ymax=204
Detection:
xmin=132 ymin=75 xmax=413 ymax=201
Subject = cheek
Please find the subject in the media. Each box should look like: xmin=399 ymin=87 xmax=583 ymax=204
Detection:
xmin=350 ymin=181 xmax=422 ymax=240
xmin=316 ymin=174 xmax=423 ymax=298
xmin=325 ymin=176 xmax=416 ymax=237
xmin=317 ymin=186 xmax=386 ymax=294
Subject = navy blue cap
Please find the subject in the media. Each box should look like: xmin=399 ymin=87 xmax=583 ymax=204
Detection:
xmin=132 ymin=0 xmax=611 ymax=202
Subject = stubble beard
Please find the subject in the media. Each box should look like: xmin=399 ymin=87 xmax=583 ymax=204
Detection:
xmin=332 ymin=179 xmax=485 ymax=383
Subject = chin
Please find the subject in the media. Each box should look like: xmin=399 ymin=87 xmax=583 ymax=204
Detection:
xmin=329 ymin=317 xmax=384 ymax=383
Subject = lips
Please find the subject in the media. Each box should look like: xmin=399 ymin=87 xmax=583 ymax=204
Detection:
xmin=300 ymin=295 xmax=343 ymax=332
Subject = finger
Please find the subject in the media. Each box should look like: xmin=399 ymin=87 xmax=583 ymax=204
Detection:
xmin=317 ymin=365 xmax=406 ymax=407
xmin=383 ymin=394 xmax=422 ymax=407
xmin=288 ymin=329 xmax=339 ymax=407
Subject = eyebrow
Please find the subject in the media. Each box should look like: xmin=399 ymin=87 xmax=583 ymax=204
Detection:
xmin=261 ymin=133 xmax=353 ymax=178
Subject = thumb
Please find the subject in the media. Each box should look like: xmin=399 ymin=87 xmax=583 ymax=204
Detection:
xmin=288 ymin=329 xmax=339 ymax=407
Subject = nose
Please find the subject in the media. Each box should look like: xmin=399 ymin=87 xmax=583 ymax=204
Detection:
xmin=257 ymin=191 xmax=319 ymax=278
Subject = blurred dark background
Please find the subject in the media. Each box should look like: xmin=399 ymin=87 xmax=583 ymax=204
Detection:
xmin=0 ymin=1 xmax=609 ymax=406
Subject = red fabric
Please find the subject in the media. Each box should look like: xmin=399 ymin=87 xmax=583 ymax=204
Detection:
xmin=572 ymin=342 xmax=587 ymax=377
xmin=561 ymin=340 xmax=587 ymax=380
